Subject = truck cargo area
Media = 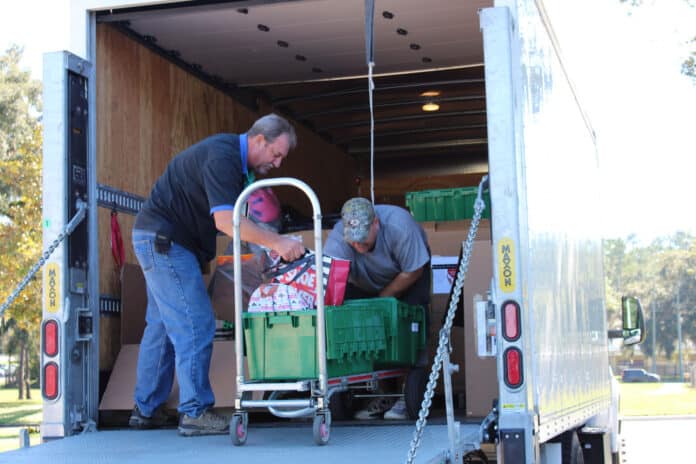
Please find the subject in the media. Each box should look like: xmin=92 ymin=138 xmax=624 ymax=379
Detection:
xmin=87 ymin=0 xmax=494 ymax=430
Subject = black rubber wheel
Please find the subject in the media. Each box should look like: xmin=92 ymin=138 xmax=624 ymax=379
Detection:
xmin=463 ymin=449 xmax=489 ymax=463
xmin=312 ymin=413 xmax=331 ymax=446
xmin=230 ymin=414 xmax=248 ymax=446
xmin=328 ymin=390 xmax=354 ymax=421
xmin=404 ymin=367 xmax=428 ymax=419
xmin=561 ymin=430 xmax=585 ymax=464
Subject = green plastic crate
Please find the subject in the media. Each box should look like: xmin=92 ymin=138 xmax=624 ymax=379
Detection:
xmin=242 ymin=306 xmax=386 ymax=380
xmin=341 ymin=298 xmax=426 ymax=367
xmin=405 ymin=187 xmax=491 ymax=221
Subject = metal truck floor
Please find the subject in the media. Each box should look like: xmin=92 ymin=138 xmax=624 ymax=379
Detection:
xmin=1 ymin=422 xmax=482 ymax=464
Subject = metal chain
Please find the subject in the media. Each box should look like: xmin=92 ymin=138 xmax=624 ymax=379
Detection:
xmin=406 ymin=176 xmax=488 ymax=464
xmin=0 ymin=199 xmax=87 ymax=317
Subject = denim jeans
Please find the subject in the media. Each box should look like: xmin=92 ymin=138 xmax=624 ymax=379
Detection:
xmin=132 ymin=230 xmax=215 ymax=418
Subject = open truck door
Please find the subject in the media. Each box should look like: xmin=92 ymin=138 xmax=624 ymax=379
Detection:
xmin=40 ymin=51 xmax=99 ymax=440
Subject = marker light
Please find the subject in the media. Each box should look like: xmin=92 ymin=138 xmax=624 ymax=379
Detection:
xmin=43 ymin=362 xmax=59 ymax=400
xmin=502 ymin=301 xmax=520 ymax=341
xmin=504 ymin=348 xmax=523 ymax=388
xmin=43 ymin=320 xmax=59 ymax=357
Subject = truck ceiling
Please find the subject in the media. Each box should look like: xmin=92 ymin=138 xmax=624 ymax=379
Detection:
xmin=95 ymin=0 xmax=492 ymax=168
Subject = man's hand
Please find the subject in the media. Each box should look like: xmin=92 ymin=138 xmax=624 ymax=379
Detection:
xmin=213 ymin=211 xmax=304 ymax=261
xmin=272 ymin=235 xmax=306 ymax=262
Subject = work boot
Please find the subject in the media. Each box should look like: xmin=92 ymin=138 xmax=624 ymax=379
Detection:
xmin=178 ymin=409 xmax=229 ymax=436
xmin=128 ymin=404 xmax=174 ymax=429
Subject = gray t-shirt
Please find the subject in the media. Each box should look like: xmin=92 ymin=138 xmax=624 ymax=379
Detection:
xmin=324 ymin=205 xmax=430 ymax=294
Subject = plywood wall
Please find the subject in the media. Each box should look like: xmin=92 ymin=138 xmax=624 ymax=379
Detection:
xmin=96 ymin=23 xmax=357 ymax=298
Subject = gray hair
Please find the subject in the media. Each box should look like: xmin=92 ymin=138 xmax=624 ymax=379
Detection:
xmin=248 ymin=113 xmax=297 ymax=150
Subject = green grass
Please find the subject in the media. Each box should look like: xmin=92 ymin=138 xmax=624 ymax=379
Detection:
xmin=0 ymin=388 xmax=42 ymax=453
xmin=620 ymin=382 xmax=696 ymax=416
xmin=0 ymin=388 xmax=42 ymax=425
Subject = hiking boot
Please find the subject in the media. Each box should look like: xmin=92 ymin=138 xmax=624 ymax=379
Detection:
xmin=129 ymin=404 xmax=173 ymax=429
xmin=353 ymin=397 xmax=396 ymax=420
xmin=384 ymin=398 xmax=408 ymax=420
xmin=178 ymin=410 xmax=229 ymax=436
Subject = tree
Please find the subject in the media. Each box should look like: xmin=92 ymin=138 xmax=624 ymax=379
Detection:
xmin=620 ymin=0 xmax=696 ymax=82
xmin=605 ymin=232 xmax=696 ymax=364
xmin=0 ymin=45 xmax=43 ymax=399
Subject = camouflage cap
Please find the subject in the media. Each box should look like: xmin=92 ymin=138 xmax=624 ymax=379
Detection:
xmin=341 ymin=197 xmax=375 ymax=243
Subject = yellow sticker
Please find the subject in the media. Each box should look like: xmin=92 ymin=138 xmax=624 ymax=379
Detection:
xmin=501 ymin=403 xmax=525 ymax=411
xmin=498 ymin=238 xmax=516 ymax=293
xmin=45 ymin=263 xmax=60 ymax=313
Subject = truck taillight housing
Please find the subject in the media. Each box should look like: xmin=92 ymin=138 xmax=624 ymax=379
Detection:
xmin=43 ymin=362 xmax=59 ymax=400
xmin=43 ymin=319 xmax=59 ymax=357
xmin=502 ymin=301 xmax=520 ymax=341
xmin=504 ymin=347 xmax=523 ymax=388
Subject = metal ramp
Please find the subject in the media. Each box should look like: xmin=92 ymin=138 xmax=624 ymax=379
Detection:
xmin=1 ymin=423 xmax=482 ymax=464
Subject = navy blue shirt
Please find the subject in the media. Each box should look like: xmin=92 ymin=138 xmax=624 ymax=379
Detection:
xmin=135 ymin=134 xmax=249 ymax=263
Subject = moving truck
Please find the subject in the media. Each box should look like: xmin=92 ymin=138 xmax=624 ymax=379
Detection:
xmin=7 ymin=0 xmax=647 ymax=463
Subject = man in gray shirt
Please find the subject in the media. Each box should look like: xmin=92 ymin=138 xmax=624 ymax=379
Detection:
xmin=324 ymin=197 xmax=430 ymax=420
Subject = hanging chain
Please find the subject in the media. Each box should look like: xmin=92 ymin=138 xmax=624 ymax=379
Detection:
xmin=406 ymin=176 xmax=488 ymax=464
xmin=0 ymin=199 xmax=87 ymax=317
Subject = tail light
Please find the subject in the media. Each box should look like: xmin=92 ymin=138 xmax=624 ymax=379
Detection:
xmin=504 ymin=347 xmax=523 ymax=388
xmin=43 ymin=319 xmax=59 ymax=357
xmin=43 ymin=362 xmax=59 ymax=400
xmin=502 ymin=301 xmax=520 ymax=341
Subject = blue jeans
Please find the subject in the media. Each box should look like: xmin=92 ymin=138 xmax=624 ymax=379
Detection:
xmin=132 ymin=230 xmax=215 ymax=418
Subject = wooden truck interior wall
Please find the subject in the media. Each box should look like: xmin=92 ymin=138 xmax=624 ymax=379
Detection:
xmin=96 ymin=23 xmax=358 ymax=369
xmin=95 ymin=0 xmax=493 ymax=370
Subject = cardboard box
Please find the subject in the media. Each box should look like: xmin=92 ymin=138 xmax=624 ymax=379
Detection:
xmin=99 ymin=340 xmax=260 ymax=410
xmin=420 ymin=220 xmax=496 ymax=417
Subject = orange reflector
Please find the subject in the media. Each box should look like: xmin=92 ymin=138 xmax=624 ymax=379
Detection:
xmin=503 ymin=301 xmax=520 ymax=341
xmin=504 ymin=348 xmax=523 ymax=388
xmin=44 ymin=320 xmax=59 ymax=357
xmin=44 ymin=362 xmax=59 ymax=400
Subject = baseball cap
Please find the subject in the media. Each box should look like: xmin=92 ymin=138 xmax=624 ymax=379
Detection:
xmin=341 ymin=197 xmax=375 ymax=243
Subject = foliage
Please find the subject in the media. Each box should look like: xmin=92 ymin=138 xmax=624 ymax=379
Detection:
xmin=604 ymin=233 xmax=696 ymax=360
xmin=620 ymin=0 xmax=696 ymax=82
xmin=0 ymin=45 xmax=43 ymax=399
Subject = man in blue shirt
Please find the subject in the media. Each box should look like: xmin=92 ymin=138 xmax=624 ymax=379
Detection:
xmin=129 ymin=114 xmax=305 ymax=436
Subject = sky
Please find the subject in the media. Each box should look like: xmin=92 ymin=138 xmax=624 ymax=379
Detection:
xmin=1 ymin=0 xmax=695 ymax=243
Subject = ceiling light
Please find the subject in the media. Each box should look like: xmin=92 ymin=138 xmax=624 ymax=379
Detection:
xmin=420 ymin=90 xmax=441 ymax=97
xmin=422 ymin=102 xmax=440 ymax=112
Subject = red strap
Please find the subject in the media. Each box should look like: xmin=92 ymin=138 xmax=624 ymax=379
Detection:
xmin=111 ymin=211 xmax=125 ymax=271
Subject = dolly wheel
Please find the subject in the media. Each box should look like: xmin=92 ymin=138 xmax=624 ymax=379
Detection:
xmin=313 ymin=412 xmax=331 ymax=446
xmin=230 ymin=413 xmax=248 ymax=446
xmin=404 ymin=367 xmax=428 ymax=419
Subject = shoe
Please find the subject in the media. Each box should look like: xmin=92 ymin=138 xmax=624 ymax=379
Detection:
xmin=178 ymin=410 xmax=229 ymax=436
xmin=129 ymin=404 xmax=173 ymax=429
xmin=384 ymin=398 xmax=408 ymax=420
xmin=353 ymin=397 xmax=395 ymax=420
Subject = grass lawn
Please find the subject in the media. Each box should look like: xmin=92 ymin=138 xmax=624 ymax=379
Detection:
xmin=0 ymin=388 xmax=42 ymax=453
xmin=620 ymin=382 xmax=696 ymax=416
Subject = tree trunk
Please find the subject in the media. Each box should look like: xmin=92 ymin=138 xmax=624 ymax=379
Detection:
xmin=18 ymin=338 xmax=26 ymax=400
xmin=24 ymin=340 xmax=31 ymax=399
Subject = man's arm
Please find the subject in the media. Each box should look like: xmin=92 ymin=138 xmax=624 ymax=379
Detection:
xmin=213 ymin=210 xmax=304 ymax=261
xmin=378 ymin=266 xmax=424 ymax=298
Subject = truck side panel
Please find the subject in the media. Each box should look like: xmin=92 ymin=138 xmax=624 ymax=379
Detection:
xmin=488 ymin=0 xmax=610 ymax=447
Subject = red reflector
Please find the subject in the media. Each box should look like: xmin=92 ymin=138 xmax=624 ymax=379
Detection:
xmin=504 ymin=348 xmax=523 ymax=387
xmin=503 ymin=302 xmax=520 ymax=340
xmin=44 ymin=362 xmax=59 ymax=400
xmin=44 ymin=320 xmax=59 ymax=357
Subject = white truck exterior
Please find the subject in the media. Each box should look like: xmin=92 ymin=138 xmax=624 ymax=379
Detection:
xmin=5 ymin=1 xmax=645 ymax=463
